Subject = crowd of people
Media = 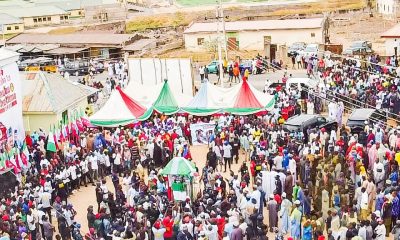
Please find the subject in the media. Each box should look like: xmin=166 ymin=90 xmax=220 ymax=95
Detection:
xmin=1 ymin=50 xmax=400 ymax=240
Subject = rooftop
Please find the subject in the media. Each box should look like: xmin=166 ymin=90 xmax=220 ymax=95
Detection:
xmin=123 ymin=39 xmax=156 ymax=51
xmin=0 ymin=13 xmax=22 ymax=25
xmin=35 ymin=0 xmax=118 ymax=11
xmin=7 ymin=33 xmax=137 ymax=46
xmin=22 ymin=71 xmax=98 ymax=113
xmin=0 ymin=5 xmax=67 ymax=18
xmin=184 ymin=18 xmax=324 ymax=34
xmin=381 ymin=23 xmax=400 ymax=38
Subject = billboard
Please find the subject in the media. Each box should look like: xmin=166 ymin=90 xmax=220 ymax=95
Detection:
xmin=128 ymin=58 xmax=194 ymax=96
xmin=0 ymin=50 xmax=25 ymax=152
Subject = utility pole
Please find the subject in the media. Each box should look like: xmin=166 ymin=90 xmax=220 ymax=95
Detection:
xmin=216 ymin=4 xmax=224 ymax=87
xmin=219 ymin=0 xmax=228 ymax=61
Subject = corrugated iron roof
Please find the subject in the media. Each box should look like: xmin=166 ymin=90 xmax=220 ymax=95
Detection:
xmin=45 ymin=47 xmax=89 ymax=55
xmin=0 ymin=6 xmax=67 ymax=18
xmin=7 ymin=33 xmax=136 ymax=46
xmin=5 ymin=44 xmax=60 ymax=53
xmin=184 ymin=18 xmax=324 ymax=34
xmin=22 ymin=71 xmax=98 ymax=113
xmin=0 ymin=13 xmax=22 ymax=25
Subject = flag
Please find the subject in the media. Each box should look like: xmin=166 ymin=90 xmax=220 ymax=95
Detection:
xmin=46 ymin=131 xmax=57 ymax=152
xmin=20 ymin=142 xmax=28 ymax=166
xmin=52 ymin=125 xmax=58 ymax=150
xmin=0 ymin=153 xmax=5 ymax=169
xmin=80 ymin=108 xmax=90 ymax=127
xmin=76 ymin=118 xmax=84 ymax=132
xmin=14 ymin=148 xmax=21 ymax=170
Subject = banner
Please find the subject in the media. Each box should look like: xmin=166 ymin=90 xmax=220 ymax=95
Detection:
xmin=0 ymin=57 xmax=25 ymax=153
xmin=190 ymin=123 xmax=215 ymax=145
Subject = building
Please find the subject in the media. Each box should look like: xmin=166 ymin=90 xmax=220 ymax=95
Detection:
xmin=35 ymin=0 xmax=120 ymax=19
xmin=21 ymin=71 xmax=97 ymax=132
xmin=0 ymin=6 xmax=69 ymax=28
xmin=84 ymin=3 xmax=126 ymax=24
xmin=381 ymin=23 xmax=400 ymax=56
xmin=0 ymin=13 xmax=24 ymax=35
xmin=183 ymin=18 xmax=324 ymax=59
xmin=7 ymin=33 xmax=141 ymax=58
xmin=376 ymin=0 xmax=398 ymax=18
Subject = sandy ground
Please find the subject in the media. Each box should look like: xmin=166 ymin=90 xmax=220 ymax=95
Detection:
xmin=68 ymin=144 xmax=279 ymax=238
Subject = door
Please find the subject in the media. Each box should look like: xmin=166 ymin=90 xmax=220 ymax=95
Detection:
xmin=264 ymin=36 xmax=271 ymax=59
xmin=227 ymin=37 xmax=238 ymax=50
xmin=270 ymin=44 xmax=277 ymax=60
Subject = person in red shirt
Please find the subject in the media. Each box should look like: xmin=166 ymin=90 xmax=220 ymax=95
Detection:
xmin=162 ymin=216 xmax=174 ymax=239
xmin=171 ymin=129 xmax=179 ymax=142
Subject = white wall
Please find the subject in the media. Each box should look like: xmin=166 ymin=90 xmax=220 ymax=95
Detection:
xmin=384 ymin=38 xmax=400 ymax=56
xmin=377 ymin=0 xmax=396 ymax=15
xmin=128 ymin=58 xmax=194 ymax=96
xmin=184 ymin=28 xmax=323 ymax=52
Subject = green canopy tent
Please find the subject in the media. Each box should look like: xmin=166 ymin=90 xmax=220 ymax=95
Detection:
xmin=161 ymin=157 xmax=196 ymax=176
xmin=161 ymin=157 xmax=197 ymax=201
xmin=139 ymin=80 xmax=191 ymax=120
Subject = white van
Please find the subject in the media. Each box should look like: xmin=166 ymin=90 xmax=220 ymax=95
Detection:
xmin=285 ymin=77 xmax=319 ymax=90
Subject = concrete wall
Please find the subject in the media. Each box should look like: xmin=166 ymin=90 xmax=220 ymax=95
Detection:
xmin=23 ymin=15 xmax=65 ymax=27
xmin=23 ymin=113 xmax=58 ymax=133
xmin=2 ymin=23 xmax=24 ymax=34
xmin=23 ymin=99 xmax=88 ymax=133
xmin=384 ymin=38 xmax=400 ymax=56
xmin=377 ymin=0 xmax=396 ymax=15
xmin=184 ymin=28 xmax=323 ymax=52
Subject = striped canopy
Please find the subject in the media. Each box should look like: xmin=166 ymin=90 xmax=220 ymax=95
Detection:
xmin=161 ymin=157 xmax=196 ymax=176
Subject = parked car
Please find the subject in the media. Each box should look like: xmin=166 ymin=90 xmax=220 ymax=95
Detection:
xmin=283 ymin=114 xmax=337 ymax=142
xmin=343 ymin=41 xmax=373 ymax=56
xmin=59 ymin=60 xmax=89 ymax=76
xmin=302 ymin=43 xmax=319 ymax=58
xmin=206 ymin=60 xmax=220 ymax=74
xmin=288 ymin=42 xmax=306 ymax=57
xmin=239 ymin=60 xmax=253 ymax=73
xmin=346 ymin=108 xmax=386 ymax=133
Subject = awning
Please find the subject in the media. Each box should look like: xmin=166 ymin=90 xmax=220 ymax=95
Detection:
xmin=45 ymin=47 xmax=89 ymax=55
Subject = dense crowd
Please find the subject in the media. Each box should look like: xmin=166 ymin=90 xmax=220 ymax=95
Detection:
xmin=1 ymin=52 xmax=400 ymax=240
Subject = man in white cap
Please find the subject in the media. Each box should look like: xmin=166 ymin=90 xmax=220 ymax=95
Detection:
xmin=279 ymin=192 xmax=292 ymax=234
xmin=230 ymin=221 xmax=243 ymax=240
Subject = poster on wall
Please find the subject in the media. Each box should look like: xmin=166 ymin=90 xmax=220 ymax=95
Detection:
xmin=190 ymin=123 xmax=215 ymax=145
xmin=0 ymin=59 xmax=25 ymax=153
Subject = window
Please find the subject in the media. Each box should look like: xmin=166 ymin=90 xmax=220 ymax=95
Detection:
xmin=6 ymin=26 xmax=11 ymax=30
xmin=38 ymin=18 xmax=42 ymax=22
xmin=47 ymin=17 xmax=51 ymax=21
xmin=60 ymin=16 xmax=64 ymax=20
xmin=14 ymin=26 xmax=19 ymax=30
xmin=197 ymin=38 xmax=204 ymax=46
xmin=33 ymin=18 xmax=37 ymax=23
xmin=64 ymin=15 xmax=68 ymax=20
xmin=93 ymin=15 xmax=97 ymax=20
xmin=311 ymin=33 xmax=315 ymax=37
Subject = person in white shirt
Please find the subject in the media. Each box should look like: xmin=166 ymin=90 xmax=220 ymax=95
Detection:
xmin=223 ymin=142 xmax=232 ymax=172
xmin=90 ymin=153 xmax=98 ymax=181
xmin=40 ymin=190 xmax=52 ymax=223
xmin=68 ymin=164 xmax=77 ymax=191
xmin=27 ymin=209 xmax=37 ymax=238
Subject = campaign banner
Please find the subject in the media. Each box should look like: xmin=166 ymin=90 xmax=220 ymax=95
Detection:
xmin=190 ymin=123 xmax=215 ymax=145
xmin=0 ymin=60 xmax=25 ymax=152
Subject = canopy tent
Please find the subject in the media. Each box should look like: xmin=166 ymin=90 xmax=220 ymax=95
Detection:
xmin=183 ymin=80 xmax=275 ymax=116
xmin=139 ymin=80 xmax=192 ymax=120
xmin=89 ymin=87 xmax=147 ymax=127
xmin=226 ymin=79 xmax=275 ymax=115
xmin=161 ymin=157 xmax=196 ymax=176
xmin=183 ymin=81 xmax=229 ymax=116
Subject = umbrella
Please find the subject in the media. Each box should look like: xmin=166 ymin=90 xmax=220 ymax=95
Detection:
xmin=161 ymin=157 xmax=196 ymax=176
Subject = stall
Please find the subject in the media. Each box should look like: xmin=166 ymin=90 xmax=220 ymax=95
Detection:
xmin=160 ymin=157 xmax=197 ymax=201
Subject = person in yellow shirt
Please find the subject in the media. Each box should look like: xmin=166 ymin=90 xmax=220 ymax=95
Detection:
xmin=253 ymin=128 xmax=261 ymax=142
xmin=223 ymin=58 xmax=228 ymax=74
xmin=395 ymin=151 xmax=400 ymax=166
